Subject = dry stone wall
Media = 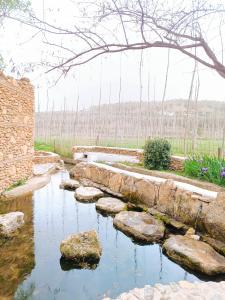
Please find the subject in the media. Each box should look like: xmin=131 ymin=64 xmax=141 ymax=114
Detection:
xmin=0 ymin=72 xmax=34 ymax=193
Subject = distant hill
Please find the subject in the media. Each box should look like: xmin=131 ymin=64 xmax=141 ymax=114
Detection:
xmin=36 ymin=99 xmax=225 ymax=141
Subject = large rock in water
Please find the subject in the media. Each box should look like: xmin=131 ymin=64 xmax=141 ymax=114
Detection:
xmin=163 ymin=235 xmax=225 ymax=275
xmin=0 ymin=212 xmax=24 ymax=237
xmin=60 ymin=179 xmax=80 ymax=190
xmin=60 ymin=230 xmax=102 ymax=269
xmin=96 ymin=197 xmax=127 ymax=214
xmin=75 ymin=186 xmax=104 ymax=203
xmin=113 ymin=211 xmax=165 ymax=243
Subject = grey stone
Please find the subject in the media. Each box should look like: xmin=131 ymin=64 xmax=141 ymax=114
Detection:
xmin=163 ymin=235 xmax=225 ymax=275
xmin=75 ymin=186 xmax=104 ymax=202
xmin=113 ymin=211 xmax=165 ymax=243
xmin=103 ymin=281 xmax=225 ymax=300
xmin=60 ymin=230 xmax=102 ymax=269
xmin=96 ymin=197 xmax=127 ymax=214
xmin=0 ymin=212 xmax=24 ymax=237
xmin=60 ymin=179 xmax=80 ymax=190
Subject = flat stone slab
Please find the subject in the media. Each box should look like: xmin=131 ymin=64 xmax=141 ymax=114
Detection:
xmin=1 ymin=175 xmax=51 ymax=200
xmin=96 ymin=197 xmax=127 ymax=214
xmin=113 ymin=211 xmax=165 ymax=243
xmin=75 ymin=187 xmax=104 ymax=203
xmin=33 ymin=163 xmax=57 ymax=176
xmin=163 ymin=235 xmax=225 ymax=275
xmin=103 ymin=281 xmax=225 ymax=300
xmin=60 ymin=179 xmax=80 ymax=190
xmin=202 ymin=236 xmax=225 ymax=256
xmin=60 ymin=230 xmax=102 ymax=269
xmin=0 ymin=212 xmax=24 ymax=237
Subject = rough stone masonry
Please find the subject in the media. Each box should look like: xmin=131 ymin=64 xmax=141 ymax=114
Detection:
xmin=0 ymin=72 xmax=34 ymax=193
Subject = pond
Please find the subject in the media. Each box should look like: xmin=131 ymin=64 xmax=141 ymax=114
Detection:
xmin=0 ymin=169 xmax=219 ymax=300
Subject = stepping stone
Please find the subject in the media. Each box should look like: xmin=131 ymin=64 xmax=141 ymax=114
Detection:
xmin=163 ymin=235 xmax=225 ymax=275
xmin=60 ymin=179 xmax=80 ymax=190
xmin=113 ymin=211 xmax=165 ymax=243
xmin=75 ymin=187 xmax=104 ymax=203
xmin=0 ymin=212 xmax=24 ymax=237
xmin=60 ymin=230 xmax=102 ymax=269
xmin=96 ymin=197 xmax=127 ymax=214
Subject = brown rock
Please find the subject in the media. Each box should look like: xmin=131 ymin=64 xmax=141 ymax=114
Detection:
xmin=60 ymin=230 xmax=102 ymax=269
xmin=113 ymin=211 xmax=165 ymax=243
xmin=163 ymin=235 xmax=225 ymax=275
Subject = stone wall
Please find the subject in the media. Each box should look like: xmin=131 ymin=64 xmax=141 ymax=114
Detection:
xmin=72 ymin=146 xmax=186 ymax=171
xmin=33 ymin=151 xmax=61 ymax=164
xmin=72 ymin=146 xmax=143 ymax=161
xmin=70 ymin=162 xmax=225 ymax=242
xmin=0 ymin=72 xmax=34 ymax=193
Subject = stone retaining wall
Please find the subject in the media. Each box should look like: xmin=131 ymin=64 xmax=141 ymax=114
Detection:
xmin=33 ymin=151 xmax=61 ymax=164
xmin=70 ymin=162 xmax=225 ymax=242
xmin=72 ymin=146 xmax=186 ymax=171
xmin=0 ymin=72 xmax=34 ymax=193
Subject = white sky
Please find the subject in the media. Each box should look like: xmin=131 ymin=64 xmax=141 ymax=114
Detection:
xmin=1 ymin=0 xmax=225 ymax=111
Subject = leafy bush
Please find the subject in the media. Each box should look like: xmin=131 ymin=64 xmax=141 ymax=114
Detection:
xmin=143 ymin=138 xmax=171 ymax=170
xmin=184 ymin=155 xmax=225 ymax=187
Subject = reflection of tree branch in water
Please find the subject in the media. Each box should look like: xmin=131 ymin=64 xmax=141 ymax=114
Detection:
xmin=14 ymin=282 xmax=35 ymax=300
xmin=76 ymin=201 xmax=79 ymax=232
xmin=105 ymin=217 xmax=108 ymax=240
xmin=184 ymin=270 xmax=188 ymax=280
xmin=134 ymin=246 xmax=137 ymax=285
xmin=97 ymin=213 xmax=100 ymax=234
xmin=159 ymin=246 xmax=163 ymax=281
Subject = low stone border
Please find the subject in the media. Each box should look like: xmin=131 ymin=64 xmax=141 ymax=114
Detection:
xmin=33 ymin=151 xmax=61 ymax=164
xmin=72 ymin=146 xmax=186 ymax=171
xmin=70 ymin=162 xmax=225 ymax=242
xmin=103 ymin=280 xmax=225 ymax=300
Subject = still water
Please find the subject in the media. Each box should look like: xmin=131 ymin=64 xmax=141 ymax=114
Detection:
xmin=1 ymin=170 xmax=204 ymax=300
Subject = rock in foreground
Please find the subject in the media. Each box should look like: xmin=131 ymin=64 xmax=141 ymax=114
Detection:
xmin=0 ymin=212 xmax=24 ymax=237
xmin=163 ymin=235 xmax=225 ymax=275
xmin=75 ymin=187 xmax=104 ymax=203
xmin=60 ymin=179 xmax=80 ymax=190
xmin=103 ymin=281 xmax=225 ymax=300
xmin=60 ymin=230 xmax=102 ymax=269
xmin=113 ymin=211 xmax=165 ymax=243
xmin=96 ymin=197 xmax=127 ymax=214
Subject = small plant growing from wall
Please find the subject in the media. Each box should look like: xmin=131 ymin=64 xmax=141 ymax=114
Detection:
xmin=143 ymin=138 xmax=171 ymax=170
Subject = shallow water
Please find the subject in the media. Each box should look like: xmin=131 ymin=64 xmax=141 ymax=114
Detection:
xmin=0 ymin=170 xmax=219 ymax=300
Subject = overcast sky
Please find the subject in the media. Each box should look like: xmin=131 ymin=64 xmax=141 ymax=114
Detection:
xmin=1 ymin=0 xmax=225 ymax=111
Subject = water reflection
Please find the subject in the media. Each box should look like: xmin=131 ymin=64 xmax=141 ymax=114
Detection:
xmin=0 ymin=171 xmax=214 ymax=300
xmin=0 ymin=195 xmax=35 ymax=300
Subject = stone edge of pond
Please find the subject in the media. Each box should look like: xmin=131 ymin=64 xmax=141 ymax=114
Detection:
xmin=0 ymin=162 xmax=60 ymax=200
xmin=102 ymin=280 xmax=225 ymax=300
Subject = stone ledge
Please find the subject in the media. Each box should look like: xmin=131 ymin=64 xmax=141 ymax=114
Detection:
xmin=72 ymin=146 xmax=186 ymax=171
xmin=33 ymin=151 xmax=61 ymax=164
xmin=103 ymin=281 xmax=225 ymax=300
xmin=70 ymin=162 xmax=225 ymax=242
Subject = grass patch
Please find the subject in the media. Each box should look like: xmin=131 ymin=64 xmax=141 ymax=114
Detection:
xmin=34 ymin=140 xmax=73 ymax=158
xmin=184 ymin=155 xmax=225 ymax=187
xmin=6 ymin=179 xmax=26 ymax=191
xmin=34 ymin=141 xmax=54 ymax=152
xmin=35 ymin=137 xmax=223 ymax=156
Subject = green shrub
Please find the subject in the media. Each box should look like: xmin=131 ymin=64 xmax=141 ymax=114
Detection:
xmin=184 ymin=155 xmax=225 ymax=187
xmin=143 ymin=138 xmax=171 ymax=170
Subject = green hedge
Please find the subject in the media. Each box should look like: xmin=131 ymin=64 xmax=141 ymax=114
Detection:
xmin=143 ymin=139 xmax=171 ymax=170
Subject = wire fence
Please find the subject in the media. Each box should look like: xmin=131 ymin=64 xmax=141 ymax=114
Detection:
xmin=35 ymin=100 xmax=225 ymax=157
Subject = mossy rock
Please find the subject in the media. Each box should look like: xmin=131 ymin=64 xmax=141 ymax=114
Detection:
xmin=60 ymin=230 xmax=102 ymax=269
